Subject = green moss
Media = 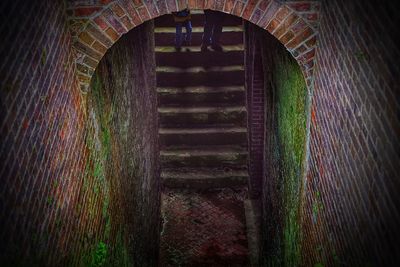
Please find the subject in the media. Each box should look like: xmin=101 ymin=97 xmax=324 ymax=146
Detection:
xmin=312 ymin=191 xmax=323 ymax=222
xmin=109 ymin=230 xmax=132 ymax=267
xmin=41 ymin=48 xmax=47 ymax=66
xmin=87 ymin=241 xmax=107 ymax=267
xmin=274 ymin=52 xmax=308 ymax=266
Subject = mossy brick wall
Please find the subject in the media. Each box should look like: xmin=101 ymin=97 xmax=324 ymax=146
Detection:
xmin=0 ymin=0 xmax=90 ymax=265
xmin=0 ymin=1 xmax=160 ymax=266
xmin=302 ymin=0 xmax=400 ymax=266
xmin=245 ymin=24 xmax=308 ymax=266
xmin=245 ymin=22 xmax=264 ymax=199
xmin=87 ymin=20 xmax=160 ymax=266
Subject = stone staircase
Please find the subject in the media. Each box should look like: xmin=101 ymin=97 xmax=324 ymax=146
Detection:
xmin=155 ymin=11 xmax=248 ymax=190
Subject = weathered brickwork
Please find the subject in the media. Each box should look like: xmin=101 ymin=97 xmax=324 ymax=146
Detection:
xmin=245 ymin=22 xmax=266 ymax=199
xmin=0 ymin=0 xmax=88 ymax=265
xmin=4 ymin=0 xmax=399 ymax=266
xmin=248 ymin=25 xmax=309 ymax=266
xmin=303 ymin=0 xmax=400 ymax=266
xmin=0 ymin=1 xmax=159 ymax=266
xmin=66 ymin=0 xmax=320 ymax=92
xmin=88 ymin=21 xmax=160 ymax=265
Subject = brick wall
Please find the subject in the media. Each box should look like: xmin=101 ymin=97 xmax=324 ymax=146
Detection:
xmin=88 ymin=21 xmax=160 ymax=265
xmin=245 ymin=22 xmax=266 ymax=199
xmin=303 ymin=0 xmax=400 ymax=266
xmin=0 ymin=0 xmax=88 ymax=265
xmin=249 ymin=25 xmax=309 ymax=266
xmin=0 ymin=1 xmax=159 ymax=266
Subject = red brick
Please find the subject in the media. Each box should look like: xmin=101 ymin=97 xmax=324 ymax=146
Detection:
xmin=91 ymin=41 xmax=107 ymax=54
xmin=120 ymin=0 xmax=142 ymax=25
xmin=188 ymin=0 xmax=197 ymax=9
xmin=258 ymin=0 xmax=271 ymax=11
xmin=120 ymin=15 xmax=134 ymax=30
xmin=286 ymin=27 xmax=314 ymax=49
xmin=306 ymin=13 xmax=318 ymax=21
xmin=110 ymin=3 xmax=126 ymax=17
xmin=132 ymin=0 xmax=143 ymax=6
xmin=93 ymin=16 xmax=108 ymax=30
xmin=137 ymin=6 xmax=150 ymax=21
xmin=78 ymin=32 xmax=95 ymax=46
xmin=274 ymin=6 xmax=290 ymax=22
xmin=144 ymin=0 xmax=159 ymax=17
xmin=195 ymin=0 xmax=205 ymax=9
xmin=233 ymin=1 xmax=245 ymax=17
xmin=288 ymin=2 xmax=311 ymax=12
xmin=223 ymin=0 xmax=236 ymax=13
xmin=102 ymin=9 xmax=127 ymax=34
xmin=105 ymin=27 xmax=120 ymax=41
xmin=74 ymin=7 xmax=102 ymax=17
xmin=266 ymin=18 xmax=279 ymax=33
xmin=165 ymin=0 xmax=178 ymax=12
xmin=242 ymin=0 xmax=259 ymax=20
xmin=156 ymin=0 xmax=168 ymax=14
xmin=279 ymin=30 xmax=295 ymax=44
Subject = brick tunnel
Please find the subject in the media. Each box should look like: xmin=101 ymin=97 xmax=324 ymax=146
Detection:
xmin=0 ymin=1 xmax=399 ymax=266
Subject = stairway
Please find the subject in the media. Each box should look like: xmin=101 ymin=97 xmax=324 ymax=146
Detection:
xmin=155 ymin=11 xmax=249 ymax=190
xmin=155 ymin=11 xmax=250 ymax=266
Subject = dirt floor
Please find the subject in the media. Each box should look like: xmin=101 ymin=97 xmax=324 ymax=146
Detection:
xmin=159 ymin=187 xmax=249 ymax=267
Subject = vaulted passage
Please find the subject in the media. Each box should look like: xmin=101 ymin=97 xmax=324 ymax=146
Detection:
xmin=155 ymin=11 xmax=250 ymax=266
xmin=1 ymin=1 xmax=400 ymax=267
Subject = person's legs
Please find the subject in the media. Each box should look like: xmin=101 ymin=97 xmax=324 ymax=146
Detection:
xmin=202 ymin=10 xmax=214 ymax=51
xmin=210 ymin=11 xmax=224 ymax=51
xmin=175 ymin=22 xmax=183 ymax=51
xmin=184 ymin=20 xmax=192 ymax=45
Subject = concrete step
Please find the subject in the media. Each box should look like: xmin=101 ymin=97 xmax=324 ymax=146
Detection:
xmin=155 ymin=44 xmax=243 ymax=53
xmin=155 ymin=12 xmax=243 ymax=28
xmin=156 ymin=48 xmax=244 ymax=68
xmin=158 ymin=106 xmax=247 ymax=127
xmin=157 ymin=86 xmax=246 ymax=107
xmin=162 ymin=168 xmax=248 ymax=189
xmin=156 ymin=66 xmax=245 ymax=87
xmin=155 ymin=31 xmax=243 ymax=46
xmin=155 ymin=26 xmax=243 ymax=33
xmin=160 ymin=146 xmax=248 ymax=169
xmin=159 ymin=127 xmax=247 ymax=147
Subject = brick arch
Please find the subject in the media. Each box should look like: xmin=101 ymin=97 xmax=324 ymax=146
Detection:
xmin=68 ymin=0 xmax=320 ymax=92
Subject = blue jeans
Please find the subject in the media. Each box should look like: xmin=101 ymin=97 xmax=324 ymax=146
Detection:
xmin=175 ymin=21 xmax=192 ymax=47
xmin=202 ymin=10 xmax=224 ymax=46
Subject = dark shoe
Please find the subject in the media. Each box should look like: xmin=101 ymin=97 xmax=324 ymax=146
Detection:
xmin=201 ymin=45 xmax=209 ymax=52
xmin=185 ymin=48 xmax=191 ymax=52
xmin=175 ymin=46 xmax=182 ymax=52
xmin=211 ymin=44 xmax=223 ymax=52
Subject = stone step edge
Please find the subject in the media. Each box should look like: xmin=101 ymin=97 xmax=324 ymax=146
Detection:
xmin=155 ymin=45 xmax=244 ymax=52
xmin=162 ymin=172 xmax=248 ymax=189
xmin=160 ymin=144 xmax=247 ymax=151
xmin=157 ymin=85 xmax=245 ymax=93
xmin=161 ymin=169 xmax=249 ymax=179
xmin=159 ymin=127 xmax=247 ymax=134
xmin=156 ymin=65 xmax=244 ymax=73
xmin=158 ymin=106 xmax=246 ymax=113
xmin=155 ymin=26 xmax=243 ymax=33
xmin=160 ymin=148 xmax=248 ymax=157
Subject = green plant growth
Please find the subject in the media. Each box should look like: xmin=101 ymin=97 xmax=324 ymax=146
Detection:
xmin=312 ymin=191 xmax=323 ymax=222
xmin=109 ymin=230 xmax=132 ymax=267
xmin=41 ymin=48 xmax=47 ymax=66
xmin=275 ymin=52 xmax=308 ymax=267
xmin=87 ymin=241 xmax=107 ymax=267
